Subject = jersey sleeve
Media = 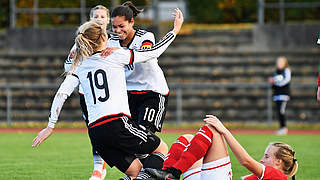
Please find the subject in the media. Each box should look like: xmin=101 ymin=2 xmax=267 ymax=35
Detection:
xmin=64 ymin=44 xmax=76 ymax=72
xmin=274 ymin=68 xmax=291 ymax=87
xmin=133 ymin=31 xmax=176 ymax=63
xmin=112 ymin=31 xmax=176 ymax=66
xmin=48 ymin=74 xmax=79 ymax=128
xmin=140 ymin=32 xmax=155 ymax=49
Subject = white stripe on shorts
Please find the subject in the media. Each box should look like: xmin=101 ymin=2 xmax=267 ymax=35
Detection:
xmin=121 ymin=116 xmax=147 ymax=142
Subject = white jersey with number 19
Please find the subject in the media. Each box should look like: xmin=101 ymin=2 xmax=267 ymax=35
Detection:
xmin=48 ymin=31 xmax=176 ymax=127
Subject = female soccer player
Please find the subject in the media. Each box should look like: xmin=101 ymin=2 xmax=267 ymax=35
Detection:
xmin=147 ymin=115 xmax=298 ymax=180
xmin=64 ymin=5 xmax=110 ymax=180
xmin=106 ymin=2 xmax=172 ymax=177
xmin=32 ymin=8 xmax=184 ymax=180
xmin=268 ymin=57 xmax=291 ymax=135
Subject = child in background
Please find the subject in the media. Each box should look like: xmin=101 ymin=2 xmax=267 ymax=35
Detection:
xmin=269 ymin=57 xmax=291 ymax=135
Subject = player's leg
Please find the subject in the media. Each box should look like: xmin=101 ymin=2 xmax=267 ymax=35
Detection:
xmin=146 ymin=125 xmax=213 ymax=179
xmin=147 ymin=124 xmax=233 ymax=180
xmin=200 ymin=125 xmax=232 ymax=180
xmin=80 ymin=93 xmax=107 ymax=180
xmin=163 ymin=134 xmax=202 ymax=180
xmin=129 ymin=92 xmax=169 ymax=171
xmin=275 ymin=100 xmax=288 ymax=135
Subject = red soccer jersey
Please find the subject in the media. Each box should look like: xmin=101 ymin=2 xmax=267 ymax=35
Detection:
xmin=244 ymin=166 xmax=287 ymax=180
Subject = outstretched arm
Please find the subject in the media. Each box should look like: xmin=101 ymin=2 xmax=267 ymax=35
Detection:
xmin=32 ymin=75 xmax=79 ymax=147
xmin=101 ymin=8 xmax=184 ymax=62
xmin=204 ymin=115 xmax=263 ymax=178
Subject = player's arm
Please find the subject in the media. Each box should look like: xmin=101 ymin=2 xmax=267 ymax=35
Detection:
xmin=32 ymin=74 xmax=79 ymax=147
xmin=102 ymin=8 xmax=183 ymax=63
xmin=204 ymin=115 xmax=264 ymax=178
xmin=273 ymin=68 xmax=291 ymax=87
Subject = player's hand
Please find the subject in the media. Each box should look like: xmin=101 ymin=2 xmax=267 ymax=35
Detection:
xmin=172 ymin=8 xmax=184 ymax=35
xmin=32 ymin=127 xmax=53 ymax=147
xmin=204 ymin=115 xmax=228 ymax=134
xmin=101 ymin=47 xmax=120 ymax=57
xmin=268 ymin=77 xmax=274 ymax=84
xmin=317 ymin=87 xmax=320 ymax=102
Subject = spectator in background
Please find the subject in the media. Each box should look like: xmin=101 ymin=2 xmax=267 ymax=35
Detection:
xmin=269 ymin=57 xmax=291 ymax=135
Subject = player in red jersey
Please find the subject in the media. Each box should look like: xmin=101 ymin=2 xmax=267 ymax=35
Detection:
xmin=146 ymin=115 xmax=298 ymax=180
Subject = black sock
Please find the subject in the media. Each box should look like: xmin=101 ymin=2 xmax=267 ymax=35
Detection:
xmin=142 ymin=152 xmax=166 ymax=169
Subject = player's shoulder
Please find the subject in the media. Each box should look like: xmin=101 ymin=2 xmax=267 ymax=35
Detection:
xmin=109 ymin=33 xmax=120 ymax=41
xmin=264 ymin=166 xmax=287 ymax=179
xmin=136 ymin=29 xmax=154 ymax=39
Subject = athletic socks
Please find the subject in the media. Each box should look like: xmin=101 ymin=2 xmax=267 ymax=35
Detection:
xmin=163 ymin=136 xmax=189 ymax=168
xmin=172 ymin=125 xmax=213 ymax=173
xmin=93 ymin=153 xmax=104 ymax=172
xmin=142 ymin=152 xmax=167 ymax=169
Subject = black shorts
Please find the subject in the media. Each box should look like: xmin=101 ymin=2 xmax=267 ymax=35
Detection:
xmin=88 ymin=115 xmax=161 ymax=173
xmin=128 ymin=91 xmax=169 ymax=133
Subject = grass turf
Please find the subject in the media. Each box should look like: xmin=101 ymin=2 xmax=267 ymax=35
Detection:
xmin=0 ymin=132 xmax=319 ymax=180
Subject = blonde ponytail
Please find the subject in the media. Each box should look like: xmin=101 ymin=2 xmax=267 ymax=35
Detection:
xmin=271 ymin=142 xmax=298 ymax=179
xmin=69 ymin=21 xmax=106 ymax=73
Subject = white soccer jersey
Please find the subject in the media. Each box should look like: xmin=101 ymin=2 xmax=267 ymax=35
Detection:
xmin=48 ymin=31 xmax=176 ymax=127
xmin=107 ymin=29 xmax=170 ymax=95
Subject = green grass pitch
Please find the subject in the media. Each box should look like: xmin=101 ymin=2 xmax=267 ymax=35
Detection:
xmin=0 ymin=132 xmax=319 ymax=179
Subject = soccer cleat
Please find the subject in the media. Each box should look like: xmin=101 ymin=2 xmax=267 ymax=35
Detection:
xmin=89 ymin=161 xmax=107 ymax=180
xmin=276 ymin=128 xmax=288 ymax=136
xmin=89 ymin=170 xmax=103 ymax=180
xmin=101 ymin=162 xmax=107 ymax=179
xmin=145 ymin=167 xmax=181 ymax=180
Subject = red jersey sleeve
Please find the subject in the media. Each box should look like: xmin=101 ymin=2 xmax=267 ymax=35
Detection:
xmin=244 ymin=166 xmax=287 ymax=180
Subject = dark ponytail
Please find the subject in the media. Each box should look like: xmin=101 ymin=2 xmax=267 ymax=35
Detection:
xmin=111 ymin=1 xmax=143 ymax=21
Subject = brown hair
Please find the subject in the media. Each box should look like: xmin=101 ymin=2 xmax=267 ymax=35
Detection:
xmin=111 ymin=1 xmax=143 ymax=21
xmin=69 ymin=21 xmax=106 ymax=72
xmin=89 ymin=5 xmax=110 ymax=24
xmin=271 ymin=142 xmax=298 ymax=179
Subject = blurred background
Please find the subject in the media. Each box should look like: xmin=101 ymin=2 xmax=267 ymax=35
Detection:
xmin=0 ymin=0 xmax=319 ymax=127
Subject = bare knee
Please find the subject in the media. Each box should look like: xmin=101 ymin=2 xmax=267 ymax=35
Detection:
xmin=153 ymin=139 xmax=168 ymax=155
xmin=125 ymin=158 xmax=142 ymax=178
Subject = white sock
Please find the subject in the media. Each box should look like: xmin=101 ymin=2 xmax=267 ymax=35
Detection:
xmin=93 ymin=154 xmax=104 ymax=172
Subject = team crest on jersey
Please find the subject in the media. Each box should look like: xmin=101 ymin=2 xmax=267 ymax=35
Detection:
xmin=140 ymin=40 xmax=153 ymax=49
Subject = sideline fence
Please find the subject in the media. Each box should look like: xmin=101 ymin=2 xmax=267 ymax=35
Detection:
xmin=0 ymin=83 xmax=315 ymax=125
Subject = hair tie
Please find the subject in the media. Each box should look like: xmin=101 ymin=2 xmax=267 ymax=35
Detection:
xmin=293 ymin=158 xmax=297 ymax=163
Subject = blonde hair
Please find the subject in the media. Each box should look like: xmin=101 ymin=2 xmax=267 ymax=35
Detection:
xmin=90 ymin=5 xmax=110 ymax=23
xmin=271 ymin=142 xmax=298 ymax=179
xmin=277 ymin=56 xmax=289 ymax=68
xmin=69 ymin=21 xmax=106 ymax=72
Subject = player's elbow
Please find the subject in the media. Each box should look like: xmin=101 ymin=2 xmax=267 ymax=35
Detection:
xmin=239 ymin=157 xmax=253 ymax=168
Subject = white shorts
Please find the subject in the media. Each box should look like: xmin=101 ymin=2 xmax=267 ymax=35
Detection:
xmin=183 ymin=156 xmax=232 ymax=180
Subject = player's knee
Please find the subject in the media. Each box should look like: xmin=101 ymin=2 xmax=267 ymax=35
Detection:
xmin=154 ymin=139 xmax=168 ymax=155
xmin=203 ymin=124 xmax=222 ymax=140
xmin=125 ymin=158 xmax=142 ymax=178
xmin=182 ymin=134 xmax=194 ymax=142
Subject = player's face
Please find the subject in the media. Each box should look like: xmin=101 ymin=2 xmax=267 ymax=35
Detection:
xmin=111 ymin=16 xmax=134 ymax=40
xmin=260 ymin=145 xmax=278 ymax=167
xmin=276 ymin=58 xmax=286 ymax=69
xmin=91 ymin=9 xmax=109 ymax=30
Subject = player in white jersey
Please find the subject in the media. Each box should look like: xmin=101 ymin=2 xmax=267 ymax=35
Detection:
xmin=32 ymin=8 xmax=184 ymax=179
xmin=107 ymin=3 xmax=170 ymax=178
xmin=64 ymin=5 xmax=109 ymax=180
